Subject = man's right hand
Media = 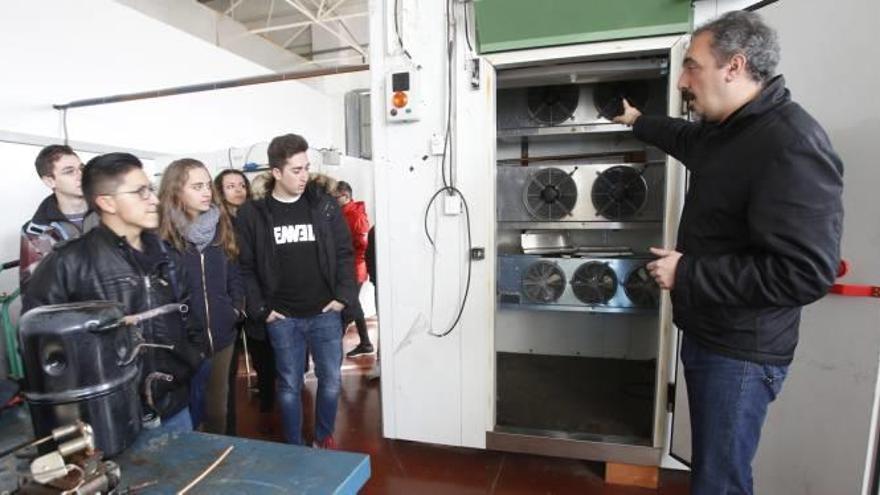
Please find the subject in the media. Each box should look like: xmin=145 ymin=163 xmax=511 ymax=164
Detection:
xmin=266 ymin=310 xmax=286 ymax=323
xmin=612 ymin=98 xmax=642 ymax=126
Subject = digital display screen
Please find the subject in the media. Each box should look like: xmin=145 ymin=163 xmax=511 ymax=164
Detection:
xmin=392 ymin=72 xmax=410 ymax=92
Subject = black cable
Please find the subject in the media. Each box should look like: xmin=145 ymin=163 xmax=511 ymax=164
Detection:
xmin=227 ymin=147 xmax=234 ymax=168
xmin=393 ymin=0 xmax=413 ymax=60
xmin=423 ymin=188 xmax=445 ymax=248
xmin=441 ymin=0 xmax=455 ymax=188
xmin=1 ymin=260 xmax=20 ymax=270
xmin=462 ymin=0 xmax=475 ymax=54
xmin=420 ymin=0 xmax=473 ymax=338
xmin=423 ymin=186 xmax=473 ymax=338
xmin=745 ymin=0 xmax=781 ymax=11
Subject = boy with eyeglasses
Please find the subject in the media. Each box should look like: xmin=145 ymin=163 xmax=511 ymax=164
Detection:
xmin=23 ymin=152 xmax=205 ymax=432
xmin=20 ymin=145 xmax=99 ymax=289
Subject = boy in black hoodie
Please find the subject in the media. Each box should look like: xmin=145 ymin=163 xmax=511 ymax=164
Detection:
xmin=235 ymin=134 xmax=355 ymax=448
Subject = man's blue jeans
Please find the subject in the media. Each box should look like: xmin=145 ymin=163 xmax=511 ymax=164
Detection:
xmin=681 ymin=335 xmax=788 ymax=495
xmin=266 ymin=311 xmax=343 ymax=445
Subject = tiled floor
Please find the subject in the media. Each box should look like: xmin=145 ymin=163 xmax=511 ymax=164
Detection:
xmin=232 ymin=319 xmax=690 ymax=494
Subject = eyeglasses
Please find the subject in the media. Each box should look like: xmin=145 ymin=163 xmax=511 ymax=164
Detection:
xmin=101 ymin=184 xmax=157 ymax=200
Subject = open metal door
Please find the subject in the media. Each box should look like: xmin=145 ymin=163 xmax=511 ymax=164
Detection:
xmin=663 ymin=33 xmax=691 ymax=467
xmin=669 ymin=330 xmax=691 ymax=465
xmin=747 ymin=0 xmax=880 ymax=493
xmin=666 ymin=3 xmax=783 ymax=466
xmin=670 ymin=3 xmax=880 ymax=493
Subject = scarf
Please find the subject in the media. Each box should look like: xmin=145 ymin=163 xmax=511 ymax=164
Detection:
xmin=172 ymin=205 xmax=219 ymax=252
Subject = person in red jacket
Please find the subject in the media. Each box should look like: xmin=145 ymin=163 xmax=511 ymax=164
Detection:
xmin=334 ymin=181 xmax=373 ymax=357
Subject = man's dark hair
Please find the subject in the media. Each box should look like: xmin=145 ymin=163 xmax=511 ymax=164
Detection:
xmin=267 ymin=133 xmax=309 ymax=170
xmin=335 ymin=181 xmax=353 ymax=197
xmin=35 ymin=144 xmax=78 ymax=178
xmin=694 ymin=10 xmax=780 ymax=83
xmin=82 ymin=153 xmax=144 ymax=211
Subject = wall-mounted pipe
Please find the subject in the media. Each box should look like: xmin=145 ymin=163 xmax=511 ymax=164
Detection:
xmin=53 ymin=64 xmax=370 ymax=110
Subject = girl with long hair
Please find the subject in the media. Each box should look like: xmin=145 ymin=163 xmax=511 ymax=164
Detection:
xmin=214 ymin=169 xmax=251 ymax=217
xmin=215 ymin=168 xmax=277 ymax=433
xmin=159 ymin=159 xmax=244 ymax=434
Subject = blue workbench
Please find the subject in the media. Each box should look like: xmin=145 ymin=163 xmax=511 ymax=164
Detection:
xmin=0 ymin=405 xmax=371 ymax=494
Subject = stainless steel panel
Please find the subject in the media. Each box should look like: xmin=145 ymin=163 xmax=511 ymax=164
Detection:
xmin=496 ymin=77 xmax=669 ymax=133
xmin=497 ymin=163 xmax=665 ymax=224
xmin=498 ymin=254 xmax=658 ymax=314
xmin=497 ymin=122 xmax=630 ymax=139
xmin=497 ymin=58 xmax=668 ymax=89
xmin=497 ymin=84 xmax=607 ymax=130
xmin=486 ymin=429 xmax=662 ymax=465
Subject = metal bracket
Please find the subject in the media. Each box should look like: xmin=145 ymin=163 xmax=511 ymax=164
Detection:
xmin=469 ymin=58 xmax=480 ymax=89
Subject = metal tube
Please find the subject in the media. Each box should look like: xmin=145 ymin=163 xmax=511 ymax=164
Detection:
xmin=241 ymin=330 xmax=254 ymax=391
xmin=120 ymin=303 xmax=188 ymax=327
xmin=0 ymin=434 xmax=52 ymax=460
xmin=53 ymin=64 xmax=369 ymax=110
xmin=57 ymin=437 xmax=91 ymax=457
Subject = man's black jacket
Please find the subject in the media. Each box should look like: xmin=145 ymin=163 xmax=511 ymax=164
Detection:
xmin=633 ymin=75 xmax=843 ymax=365
xmin=235 ymin=182 xmax=356 ymax=338
xmin=23 ymin=224 xmax=204 ymax=418
xmin=19 ymin=194 xmax=99 ymax=289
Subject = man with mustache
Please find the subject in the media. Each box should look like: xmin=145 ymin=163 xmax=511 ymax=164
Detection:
xmin=614 ymin=11 xmax=843 ymax=494
xmin=23 ymin=153 xmax=204 ymax=432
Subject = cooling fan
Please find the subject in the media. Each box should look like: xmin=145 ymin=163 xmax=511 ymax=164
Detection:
xmin=590 ymin=166 xmax=648 ymax=220
xmin=521 ymin=261 xmax=567 ymax=303
xmin=593 ymin=80 xmax=651 ymax=120
xmin=527 ymin=85 xmax=579 ymax=126
xmin=523 ymin=167 xmax=578 ymax=221
xmin=624 ymin=264 xmax=660 ymax=308
xmin=571 ymin=261 xmax=618 ymax=304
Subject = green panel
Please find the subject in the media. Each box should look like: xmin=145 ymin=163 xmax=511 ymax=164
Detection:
xmin=474 ymin=0 xmax=691 ymax=54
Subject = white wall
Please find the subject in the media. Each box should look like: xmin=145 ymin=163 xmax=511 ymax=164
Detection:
xmin=65 ymin=80 xmax=334 ymax=156
xmin=0 ymin=0 xmax=367 ymax=303
xmin=0 ymin=0 xmax=273 ymax=140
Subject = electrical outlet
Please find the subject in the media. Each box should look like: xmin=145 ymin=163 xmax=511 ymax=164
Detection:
xmin=443 ymin=194 xmax=461 ymax=216
xmin=430 ymin=134 xmax=445 ymax=155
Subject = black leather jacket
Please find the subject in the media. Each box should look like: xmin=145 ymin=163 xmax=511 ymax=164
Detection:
xmin=23 ymin=224 xmax=204 ymax=419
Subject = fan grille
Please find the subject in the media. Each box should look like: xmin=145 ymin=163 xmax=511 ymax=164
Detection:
xmin=590 ymin=166 xmax=648 ymax=220
xmin=523 ymin=168 xmax=578 ymax=221
xmin=593 ymin=81 xmax=651 ymax=120
xmin=571 ymin=262 xmax=618 ymax=304
xmin=527 ymin=85 xmax=579 ymax=126
xmin=624 ymin=264 xmax=660 ymax=308
xmin=521 ymin=261 xmax=567 ymax=303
